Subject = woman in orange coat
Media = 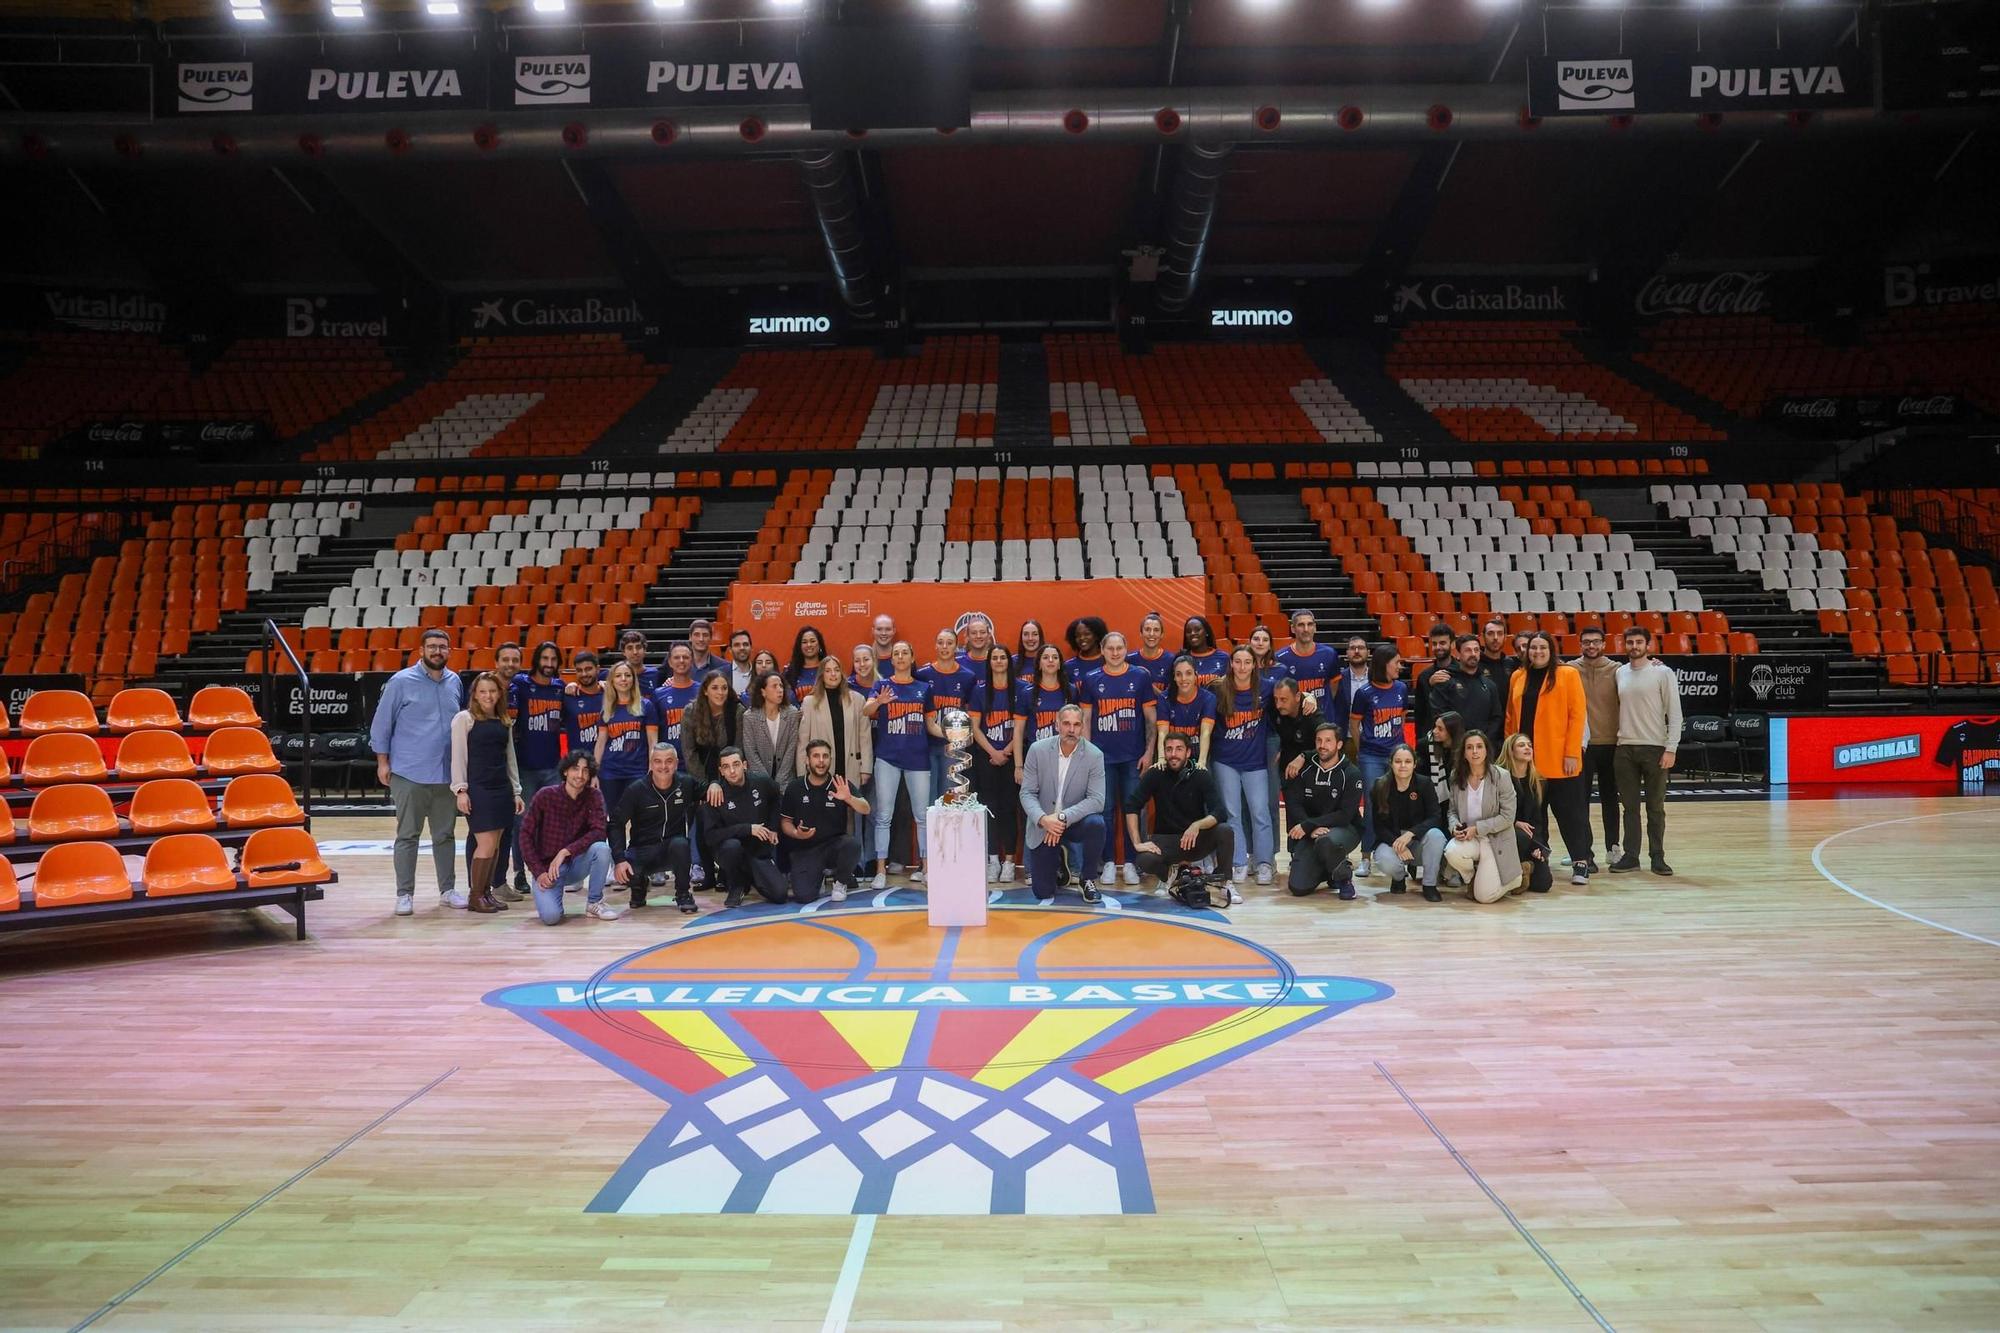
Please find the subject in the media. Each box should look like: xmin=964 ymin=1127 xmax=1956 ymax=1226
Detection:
xmin=1504 ymin=631 xmax=1594 ymax=886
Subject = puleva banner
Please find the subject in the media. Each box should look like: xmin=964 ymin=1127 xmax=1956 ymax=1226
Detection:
xmin=727 ymin=579 xmax=1209 ymax=659
xmin=1527 ymin=44 xmax=1873 ymax=118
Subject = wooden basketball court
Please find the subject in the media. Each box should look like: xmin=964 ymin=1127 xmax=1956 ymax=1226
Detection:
xmin=3 ymin=794 xmax=1997 ymax=1331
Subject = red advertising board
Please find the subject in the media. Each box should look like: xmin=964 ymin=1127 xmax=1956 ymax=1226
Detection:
xmin=1770 ymin=714 xmax=2000 ymax=785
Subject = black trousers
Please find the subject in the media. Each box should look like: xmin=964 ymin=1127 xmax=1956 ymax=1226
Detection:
xmin=712 ymin=835 xmax=786 ymax=902
xmin=1514 ymin=829 xmax=1554 ymax=891
xmin=1543 ymin=773 xmax=1593 ymax=866
xmin=1133 ymin=824 xmax=1235 ymax=882
xmin=618 ymin=837 xmax=691 ymax=904
xmin=1287 ymin=826 xmax=1361 ymax=895
xmin=784 ymin=834 xmax=862 ymax=903
xmin=1583 ymin=744 xmax=1621 ymax=849
xmin=971 ymin=754 xmax=1020 ymax=856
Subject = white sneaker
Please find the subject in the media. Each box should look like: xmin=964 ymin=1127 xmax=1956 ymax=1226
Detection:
xmin=1231 ymin=864 xmax=1247 ymax=884
xmin=887 ymin=862 xmax=904 ymax=874
xmin=987 ymin=855 xmax=1001 ymax=882
xmin=1121 ymin=862 xmax=1140 ymax=886
xmin=442 ymin=889 xmax=468 ymax=910
xmin=1608 ymin=843 xmax=1623 ymax=864
xmin=585 ymin=901 xmax=623 ymax=921
xmin=909 ymin=869 xmax=925 ymax=884
xmin=998 ymin=859 xmax=1015 ymax=884
xmin=1101 ymin=862 xmax=1116 ymax=885
xmin=871 ymin=871 xmax=887 ymax=890
xmin=1354 ymin=860 xmax=1372 ymax=880
xmin=830 ymin=883 xmax=848 ymax=903
xmin=1255 ymin=864 xmax=1274 ymax=886
xmin=1228 ymin=885 xmax=1244 ymax=905
xmin=394 ymin=894 xmax=414 ymax=916
xmin=690 ymin=864 xmax=706 ymax=887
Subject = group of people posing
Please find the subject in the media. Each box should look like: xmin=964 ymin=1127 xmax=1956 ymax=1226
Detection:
xmin=369 ymin=605 xmax=1682 ymax=920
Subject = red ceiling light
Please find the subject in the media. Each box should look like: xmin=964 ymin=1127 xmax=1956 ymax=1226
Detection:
xmin=384 ymin=127 xmax=411 ymax=154
xmin=1696 ymin=112 xmax=1722 ymax=132
xmin=212 ymin=132 xmax=238 ymax=156
xmin=1337 ymin=105 xmax=1364 ymax=131
xmin=1786 ymin=110 xmax=1812 ymax=131
xmin=1517 ymin=106 xmax=1541 ymax=131
xmin=113 ymin=133 xmax=141 ymax=159
xmin=1425 ymin=104 xmax=1453 ymax=132
xmin=651 ymin=119 xmax=677 ymax=146
xmin=1254 ymin=105 xmax=1281 ymax=132
xmin=1154 ymin=107 xmax=1181 ymax=135
xmin=561 ymin=121 xmax=588 ymax=149
xmin=1062 ymin=108 xmax=1088 ymax=134
xmin=1608 ymin=113 xmax=1634 ymax=132
xmin=297 ymin=132 xmax=324 ymax=157
xmin=845 ymin=127 xmax=868 ymax=139
xmin=739 ymin=116 xmax=767 ymax=142
xmin=21 ymin=132 xmax=48 ymax=160
xmin=473 ymin=123 xmax=500 ymax=151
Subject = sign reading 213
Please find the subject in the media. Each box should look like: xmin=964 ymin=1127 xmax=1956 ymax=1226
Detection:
xmin=487 ymin=903 xmax=1391 ymax=1215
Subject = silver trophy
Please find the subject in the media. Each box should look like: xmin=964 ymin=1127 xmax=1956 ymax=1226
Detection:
xmin=938 ymin=707 xmax=976 ymax=806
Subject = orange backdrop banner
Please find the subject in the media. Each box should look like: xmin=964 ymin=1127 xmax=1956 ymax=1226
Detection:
xmin=727 ymin=579 xmax=1210 ymax=659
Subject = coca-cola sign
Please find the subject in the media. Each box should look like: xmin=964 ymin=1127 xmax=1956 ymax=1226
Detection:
xmin=1635 ymin=270 xmax=1772 ymax=318
xmin=86 ymin=421 xmax=146 ymax=443
xmin=199 ymin=422 xmax=259 ymax=443
xmin=1780 ymin=398 xmax=1838 ymax=420
xmin=1896 ymin=394 xmax=1958 ymax=419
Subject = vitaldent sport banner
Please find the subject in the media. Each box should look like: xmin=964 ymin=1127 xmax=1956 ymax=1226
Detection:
xmin=1769 ymin=714 xmax=2000 ymax=785
xmin=1528 ymin=45 xmax=1873 ymax=118
xmin=727 ymin=579 xmax=1209 ymax=660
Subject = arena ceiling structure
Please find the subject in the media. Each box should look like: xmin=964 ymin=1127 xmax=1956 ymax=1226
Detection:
xmin=1 ymin=0 xmax=1996 ymax=340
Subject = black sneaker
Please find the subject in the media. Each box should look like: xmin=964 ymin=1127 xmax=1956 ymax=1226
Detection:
xmin=1389 ymin=878 xmax=1407 ymax=894
xmin=1421 ymin=886 xmax=1442 ymax=902
xmin=724 ymin=889 xmax=744 ymax=909
xmin=1650 ymin=858 xmax=1674 ymax=877
xmin=511 ymin=869 xmax=529 ymax=894
xmin=1608 ymin=856 xmax=1641 ymax=873
xmin=676 ymin=888 xmax=697 ymax=914
xmin=630 ymin=888 xmax=648 ymax=909
xmin=1079 ymin=880 xmax=1102 ymax=904
xmin=1335 ymin=879 xmax=1356 ymax=901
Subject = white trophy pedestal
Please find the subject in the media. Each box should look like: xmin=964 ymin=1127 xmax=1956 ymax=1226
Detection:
xmin=925 ymin=803 xmax=989 ymax=928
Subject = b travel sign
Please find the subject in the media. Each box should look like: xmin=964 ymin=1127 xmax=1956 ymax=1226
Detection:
xmin=1528 ymin=46 xmax=1873 ymax=117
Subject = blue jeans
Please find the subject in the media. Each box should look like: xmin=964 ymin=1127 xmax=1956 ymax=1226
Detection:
xmin=853 ymin=776 xmax=877 ymax=867
xmin=1216 ymin=762 xmax=1274 ymax=869
xmin=1357 ymin=752 xmax=1391 ymax=848
xmin=532 ymin=841 xmax=612 ymax=924
xmin=1028 ymin=812 xmax=1106 ymax=899
xmin=1099 ymin=757 xmax=1145 ymax=867
xmin=873 ymin=760 xmax=932 ymax=865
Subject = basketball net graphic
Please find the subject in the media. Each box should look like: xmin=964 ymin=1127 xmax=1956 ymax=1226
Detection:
xmin=487 ymin=907 xmax=1390 ymax=1215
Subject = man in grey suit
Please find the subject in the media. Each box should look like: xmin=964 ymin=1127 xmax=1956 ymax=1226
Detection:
xmin=1019 ymin=704 xmax=1108 ymax=904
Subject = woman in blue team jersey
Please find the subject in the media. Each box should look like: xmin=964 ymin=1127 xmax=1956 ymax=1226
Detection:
xmin=1348 ymin=644 xmax=1410 ymax=854
xmin=863 ymin=640 xmax=939 ymax=888
xmin=1013 ymin=619 xmax=1047 ymax=679
xmin=785 ymin=625 xmax=827 ymax=705
xmin=1063 ymin=615 xmax=1108 ymax=687
xmin=1011 ymin=643 xmax=1074 ymax=762
xmin=1133 ymin=611 xmax=1173 ymax=694
xmin=592 ymin=659 xmax=656 ymax=812
xmin=971 ymin=644 xmax=1019 ymax=883
xmin=1154 ymin=654 xmax=1217 ymax=769
xmin=1210 ymin=646 xmax=1278 ymax=888
xmin=1080 ymin=630 xmax=1157 ymax=886
xmin=1180 ymin=615 xmax=1230 ymax=687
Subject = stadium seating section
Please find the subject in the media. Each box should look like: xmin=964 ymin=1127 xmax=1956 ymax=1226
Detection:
xmin=665 ymin=336 xmax=999 ymax=453
xmin=1045 ymin=335 xmax=1379 ymax=446
xmin=307 ymin=335 xmax=656 ymax=461
xmin=1388 ymin=322 xmax=1724 ymax=443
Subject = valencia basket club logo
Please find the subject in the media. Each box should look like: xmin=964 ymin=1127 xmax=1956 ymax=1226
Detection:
xmin=487 ymin=908 xmax=1390 ymax=1215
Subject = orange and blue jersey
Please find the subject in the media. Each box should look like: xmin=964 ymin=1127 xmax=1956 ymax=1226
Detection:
xmin=1063 ymin=653 xmax=1104 ymax=689
xmin=1080 ymin=664 xmax=1154 ymax=765
xmin=1274 ymin=643 xmax=1340 ymax=712
xmin=971 ymin=678 xmax=1016 ymax=753
xmin=650 ymin=679 xmax=701 ymax=759
xmin=917 ymin=661 xmax=980 ymax=750
xmin=561 ymin=685 xmax=605 ymax=753
xmin=510 ymin=675 xmax=568 ymax=769
xmin=1210 ymin=679 xmax=1274 ymax=772
xmin=1133 ymin=649 xmax=1173 ymax=696
xmin=1185 ymin=649 xmax=1230 ymax=689
xmin=873 ymin=678 xmax=934 ymax=770
xmin=598 ymin=698 xmax=656 ymax=780
xmin=1156 ymin=689 xmax=1217 ymax=743
xmin=1348 ymin=680 xmax=1410 ymax=757
xmin=1012 ymin=680 xmax=1073 ymax=748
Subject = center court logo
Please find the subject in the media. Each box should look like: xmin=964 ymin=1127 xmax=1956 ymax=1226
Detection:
xmin=1555 ymin=59 xmax=1635 ymax=112
xmin=487 ymin=907 xmax=1390 ymax=1215
xmin=514 ymin=54 xmax=591 ymax=106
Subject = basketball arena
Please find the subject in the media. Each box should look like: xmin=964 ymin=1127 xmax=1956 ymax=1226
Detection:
xmin=3 ymin=0 xmax=1999 ymax=1328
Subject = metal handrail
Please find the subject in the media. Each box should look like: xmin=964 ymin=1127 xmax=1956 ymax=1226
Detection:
xmin=259 ymin=619 xmax=315 ymax=822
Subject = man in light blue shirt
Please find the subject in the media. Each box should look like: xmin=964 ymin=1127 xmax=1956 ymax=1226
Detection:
xmin=371 ymin=628 xmax=463 ymax=915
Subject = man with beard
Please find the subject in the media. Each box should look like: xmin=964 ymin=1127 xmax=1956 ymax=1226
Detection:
xmin=1127 ymin=731 xmax=1233 ymax=885
xmin=1284 ymin=721 xmax=1364 ymax=900
xmin=1478 ymin=618 xmax=1520 ymax=699
xmin=701 ymin=748 xmax=785 ymax=908
xmin=1430 ymin=633 xmax=1503 ymax=749
xmin=780 ymin=739 xmax=870 ymax=904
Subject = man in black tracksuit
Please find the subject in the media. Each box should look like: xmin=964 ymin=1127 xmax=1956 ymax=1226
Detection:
xmin=779 ymin=739 xmax=870 ymax=904
xmin=1411 ymin=622 xmax=1456 ymax=773
xmin=1284 ymin=721 xmax=1364 ymax=899
xmin=701 ymin=747 xmax=786 ymax=908
xmin=608 ymin=743 xmax=702 ymax=912
xmin=1127 ymin=731 xmax=1234 ymax=883
xmin=1428 ymin=633 xmax=1503 ymax=749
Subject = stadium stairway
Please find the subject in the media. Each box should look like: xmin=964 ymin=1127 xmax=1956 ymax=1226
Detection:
xmin=1234 ymin=488 xmax=1378 ymax=642
xmin=995 ymin=342 xmax=1055 ymax=450
xmin=272 ymin=354 xmax=443 ymax=461
xmin=589 ymin=346 xmax=737 ymax=457
xmin=1306 ymin=338 xmax=1455 ymax=445
xmin=1569 ymin=333 xmax=1755 ymax=444
xmin=627 ymin=495 xmax=771 ymax=642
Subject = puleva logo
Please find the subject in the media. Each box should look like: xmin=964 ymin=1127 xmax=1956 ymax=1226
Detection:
xmin=487 ymin=902 xmax=1390 ymax=1215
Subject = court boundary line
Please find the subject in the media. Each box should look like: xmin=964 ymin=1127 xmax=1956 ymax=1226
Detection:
xmin=822 ymin=1213 xmax=876 ymax=1333
xmin=1810 ymin=808 xmax=2000 ymax=949
xmin=1374 ymin=1061 xmax=1615 ymax=1333
xmin=68 ymin=1067 xmax=460 ymax=1333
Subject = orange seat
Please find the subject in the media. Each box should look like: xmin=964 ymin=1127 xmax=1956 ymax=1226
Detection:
xmin=105 ymin=688 xmax=183 ymax=733
xmin=17 ymin=689 xmax=99 ymax=736
xmin=129 ymin=779 xmax=219 ymax=835
xmin=21 ymin=733 xmax=109 ymax=786
xmin=27 ymin=784 xmax=122 ymax=843
xmin=143 ymin=834 xmax=238 ymax=898
xmin=0 ymin=698 xmax=9 ymax=736
xmin=241 ymin=828 xmax=330 ymax=887
xmin=221 ymin=774 xmax=304 ymax=829
xmin=30 ymin=841 xmax=133 ymax=907
xmin=115 ymin=729 xmax=198 ymax=780
xmin=0 ymin=858 xmax=16 ymax=912
xmin=188 ymin=685 xmax=261 ymax=729
xmin=202 ymin=727 xmax=282 ymax=777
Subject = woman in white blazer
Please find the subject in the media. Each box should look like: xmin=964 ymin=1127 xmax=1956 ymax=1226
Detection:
xmin=798 ymin=656 xmax=872 ymax=783
xmin=1443 ymin=730 xmax=1523 ymax=903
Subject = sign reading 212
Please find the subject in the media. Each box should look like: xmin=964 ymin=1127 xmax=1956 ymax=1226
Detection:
xmin=487 ymin=901 xmax=1391 ymax=1215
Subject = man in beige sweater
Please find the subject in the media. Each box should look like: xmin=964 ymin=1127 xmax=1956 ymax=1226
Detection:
xmin=1569 ymin=625 xmax=1623 ymax=864
xmin=1609 ymin=626 xmax=1683 ymax=877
